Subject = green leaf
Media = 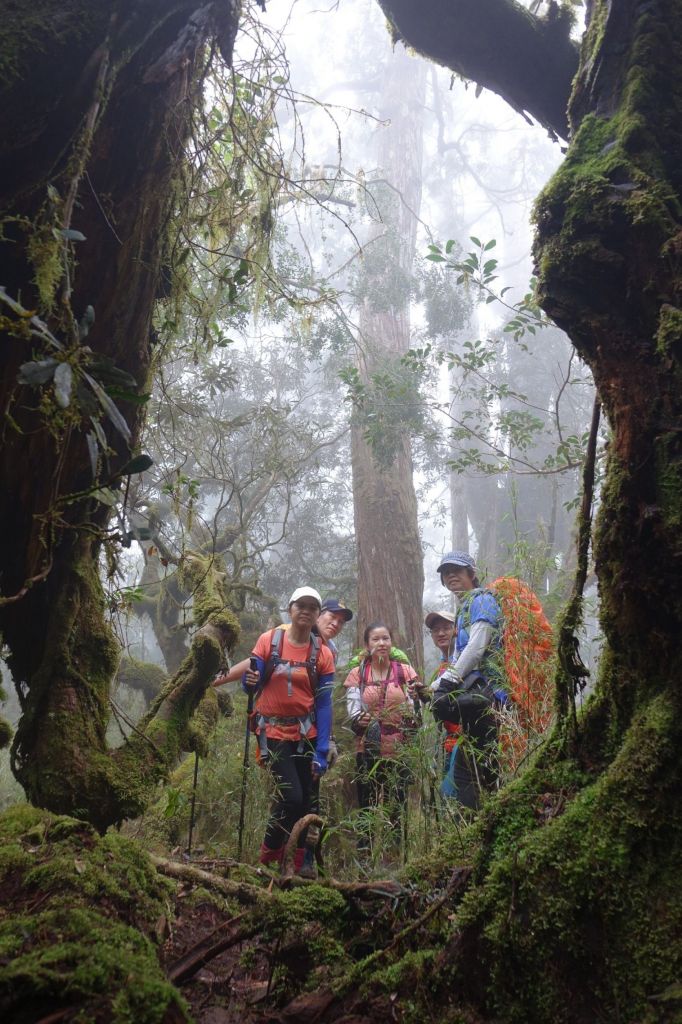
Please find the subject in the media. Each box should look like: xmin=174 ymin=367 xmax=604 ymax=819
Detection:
xmin=484 ymin=239 xmax=497 ymax=250
xmin=53 ymin=362 xmax=73 ymax=408
xmin=86 ymin=355 xmax=138 ymax=389
xmin=18 ymin=358 xmax=58 ymax=385
xmin=85 ymin=431 xmax=98 ymax=479
xmin=445 ymin=239 xmax=456 ymax=254
xmin=119 ymin=454 xmax=154 ymax=476
xmin=425 ymin=253 xmax=445 ymax=262
xmin=469 ymin=236 xmax=482 ymax=248
xmin=83 ymin=373 xmax=131 ymax=443
xmin=90 ymin=416 xmax=108 ymax=450
xmin=131 ymin=526 xmax=153 ymax=542
xmin=104 ymin=387 xmax=150 ymax=405
xmin=56 ymin=228 xmax=86 ymax=242
xmin=78 ymin=305 xmax=95 ymax=341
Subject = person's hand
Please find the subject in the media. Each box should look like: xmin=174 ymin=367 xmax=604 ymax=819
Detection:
xmin=408 ymin=679 xmax=428 ymax=700
xmin=351 ymin=712 xmax=370 ymax=734
xmin=242 ymin=668 xmax=260 ymax=689
xmin=312 ymin=751 xmax=328 ymax=777
xmin=435 ymin=668 xmax=464 ymax=695
xmin=326 ymin=738 xmax=339 ymax=769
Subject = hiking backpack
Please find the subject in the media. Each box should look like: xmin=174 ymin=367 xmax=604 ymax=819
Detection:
xmin=263 ymin=627 xmax=323 ymax=694
xmin=490 ymin=577 xmax=553 ymax=719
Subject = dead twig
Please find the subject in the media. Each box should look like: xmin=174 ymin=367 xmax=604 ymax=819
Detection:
xmin=167 ymin=912 xmax=261 ymax=984
xmin=354 ymin=866 xmax=472 ymax=973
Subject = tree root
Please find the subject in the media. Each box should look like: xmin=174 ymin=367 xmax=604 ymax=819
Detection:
xmin=281 ymin=813 xmax=324 ymax=878
xmin=151 ymin=853 xmax=409 ymax=902
xmin=150 ymin=854 xmax=272 ymax=906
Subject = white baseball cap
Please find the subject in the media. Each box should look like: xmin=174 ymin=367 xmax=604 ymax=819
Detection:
xmin=288 ymin=586 xmax=322 ymax=608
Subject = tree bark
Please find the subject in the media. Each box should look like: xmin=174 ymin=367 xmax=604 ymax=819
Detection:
xmin=0 ymin=0 xmax=241 ymax=827
xmin=351 ymin=50 xmax=426 ymax=666
xmin=376 ymin=0 xmax=578 ymax=139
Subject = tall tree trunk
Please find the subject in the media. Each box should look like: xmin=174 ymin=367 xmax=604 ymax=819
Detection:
xmin=449 ymin=470 xmax=469 ymax=551
xmin=350 ymin=50 xmax=426 ymax=666
xmin=0 ymin=0 xmax=240 ymax=828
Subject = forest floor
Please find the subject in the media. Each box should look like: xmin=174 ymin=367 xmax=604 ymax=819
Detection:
xmin=161 ymin=895 xmax=270 ymax=1024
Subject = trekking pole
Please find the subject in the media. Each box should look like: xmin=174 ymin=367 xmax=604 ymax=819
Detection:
xmin=237 ymin=658 xmax=257 ymax=861
xmin=187 ymin=750 xmax=200 ymax=859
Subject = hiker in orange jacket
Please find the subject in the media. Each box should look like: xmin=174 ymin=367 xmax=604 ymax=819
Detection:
xmin=243 ymin=587 xmax=335 ymax=869
xmin=213 ymin=597 xmax=351 ymax=685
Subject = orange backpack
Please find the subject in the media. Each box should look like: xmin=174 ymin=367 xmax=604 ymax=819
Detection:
xmin=490 ymin=577 xmax=554 ymax=759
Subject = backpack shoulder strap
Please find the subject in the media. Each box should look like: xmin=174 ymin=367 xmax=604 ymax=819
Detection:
xmin=307 ymin=632 xmax=322 ymax=692
xmin=358 ymin=657 xmax=370 ymax=697
xmin=394 ymin=661 xmax=407 ymax=689
xmin=263 ymin=628 xmax=285 ymax=685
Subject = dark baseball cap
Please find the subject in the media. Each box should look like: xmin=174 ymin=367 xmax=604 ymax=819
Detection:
xmin=321 ymin=598 xmax=353 ymax=621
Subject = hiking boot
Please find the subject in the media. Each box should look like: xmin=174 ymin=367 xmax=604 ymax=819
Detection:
xmin=298 ymin=846 xmax=317 ymax=879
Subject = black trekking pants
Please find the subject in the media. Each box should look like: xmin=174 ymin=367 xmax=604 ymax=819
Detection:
xmin=449 ymin=710 xmax=498 ymax=810
xmin=263 ymin=738 xmax=315 ymax=852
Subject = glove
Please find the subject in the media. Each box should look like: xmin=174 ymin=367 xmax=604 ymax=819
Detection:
xmin=326 ymin=738 xmax=339 ymax=769
xmin=312 ymin=751 xmax=328 ymax=776
xmin=434 ymin=668 xmax=464 ymax=696
xmin=493 ymin=688 xmax=510 ymax=707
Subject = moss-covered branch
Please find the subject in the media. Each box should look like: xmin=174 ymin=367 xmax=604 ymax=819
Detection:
xmin=376 ymin=0 xmax=578 ymax=138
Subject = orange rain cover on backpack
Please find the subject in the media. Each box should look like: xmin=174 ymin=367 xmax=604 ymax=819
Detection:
xmin=491 ymin=577 xmax=554 ymax=761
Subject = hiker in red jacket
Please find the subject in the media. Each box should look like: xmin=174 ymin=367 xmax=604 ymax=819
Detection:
xmin=243 ymin=587 xmax=335 ymax=869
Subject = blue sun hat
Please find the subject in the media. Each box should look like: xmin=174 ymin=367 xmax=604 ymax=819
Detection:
xmin=436 ymin=551 xmax=476 ymax=575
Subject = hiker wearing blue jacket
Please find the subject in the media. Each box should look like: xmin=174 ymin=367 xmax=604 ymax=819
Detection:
xmin=431 ymin=551 xmax=503 ymax=809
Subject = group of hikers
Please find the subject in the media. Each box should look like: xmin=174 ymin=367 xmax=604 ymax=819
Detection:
xmin=214 ymin=550 xmax=553 ymax=876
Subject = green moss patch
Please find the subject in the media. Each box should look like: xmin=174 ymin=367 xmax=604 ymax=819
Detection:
xmin=0 ymin=805 xmax=187 ymax=1023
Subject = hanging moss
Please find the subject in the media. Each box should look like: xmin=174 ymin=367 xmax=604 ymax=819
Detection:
xmin=186 ymin=686 xmax=220 ymax=757
xmin=177 ymin=551 xmax=226 ymax=626
xmin=0 ymin=804 xmax=187 ymax=1023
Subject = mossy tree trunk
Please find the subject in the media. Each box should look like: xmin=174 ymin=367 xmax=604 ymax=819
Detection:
xmin=0 ymin=1 xmax=241 ymax=830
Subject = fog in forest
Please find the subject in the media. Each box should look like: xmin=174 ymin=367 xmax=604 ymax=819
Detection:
xmin=0 ymin=0 xmax=600 ymax=790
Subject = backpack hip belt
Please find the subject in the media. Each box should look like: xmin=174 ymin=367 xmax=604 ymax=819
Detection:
xmin=256 ymin=712 xmax=316 ymax=761
xmin=258 ymin=711 xmax=316 ymax=731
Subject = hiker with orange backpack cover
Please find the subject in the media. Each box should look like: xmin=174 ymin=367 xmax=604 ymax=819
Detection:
xmin=431 ymin=552 xmax=505 ymax=809
xmin=344 ymin=622 xmax=423 ymax=849
xmin=243 ymin=587 xmax=335 ymax=869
